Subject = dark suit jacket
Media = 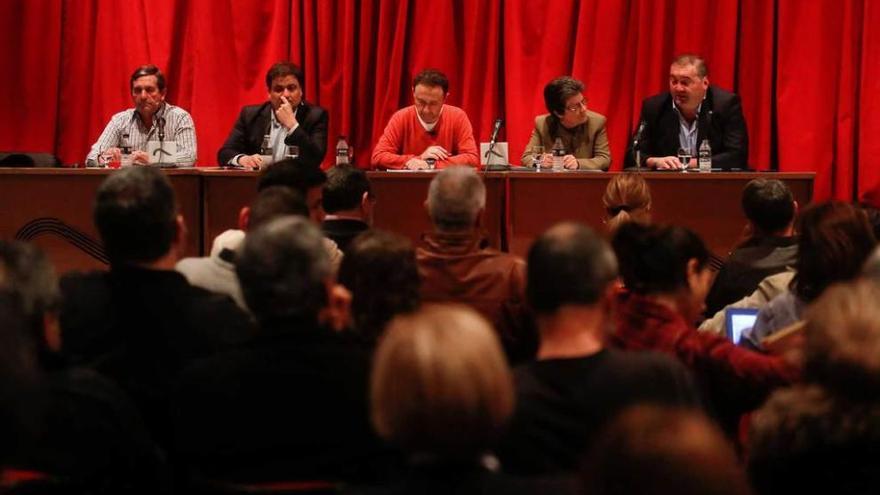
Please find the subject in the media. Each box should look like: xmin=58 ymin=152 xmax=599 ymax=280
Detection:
xmin=217 ymin=101 xmax=329 ymax=167
xmin=625 ymin=86 xmax=749 ymax=170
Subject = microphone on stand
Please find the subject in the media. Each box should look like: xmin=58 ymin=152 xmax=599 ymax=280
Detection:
xmin=632 ymin=120 xmax=646 ymax=171
xmin=486 ymin=117 xmax=503 ymax=155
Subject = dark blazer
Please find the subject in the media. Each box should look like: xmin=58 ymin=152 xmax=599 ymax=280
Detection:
xmin=625 ymin=86 xmax=749 ymax=170
xmin=217 ymin=101 xmax=329 ymax=167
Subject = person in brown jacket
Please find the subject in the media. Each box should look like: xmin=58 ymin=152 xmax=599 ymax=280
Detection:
xmin=416 ymin=167 xmax=537 ymax=362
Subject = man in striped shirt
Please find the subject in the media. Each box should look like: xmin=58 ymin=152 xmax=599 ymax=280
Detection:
xmin=86 ymin=65 xmax=197 ymax=167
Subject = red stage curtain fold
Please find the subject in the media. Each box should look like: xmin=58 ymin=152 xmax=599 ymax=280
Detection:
xmin=1 ymin=0 xmax=879 ymax=203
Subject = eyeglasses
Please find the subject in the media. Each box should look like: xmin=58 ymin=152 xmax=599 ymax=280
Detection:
xmin=565 ymin=98 xmax=588 ymax=113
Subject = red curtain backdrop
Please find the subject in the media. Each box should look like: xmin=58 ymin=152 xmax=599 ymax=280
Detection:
xmin=2 ymin=0 xmax=879 ymax=202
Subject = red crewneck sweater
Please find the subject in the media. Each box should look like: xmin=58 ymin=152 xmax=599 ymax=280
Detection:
xmin=371 ymin=105 xmax=479 ymax=169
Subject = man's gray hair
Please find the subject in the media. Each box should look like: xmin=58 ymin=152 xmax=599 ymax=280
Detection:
xmin=427 ymin=166 xmax=487 ymax=232
xmin=236 ymin=216 xmax=331 ymax=325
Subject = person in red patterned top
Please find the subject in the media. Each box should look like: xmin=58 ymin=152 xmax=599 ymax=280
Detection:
xmin=610 ymin=222 xmax=799 ymax=437
xmin=371 ymin=69 xmax=479 ymax=170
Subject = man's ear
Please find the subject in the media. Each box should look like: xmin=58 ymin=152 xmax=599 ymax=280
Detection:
xmin=174 ymin=214 xmax=187 ymax=251
xmin=43 ymin=312 xmax=62 ymax=353
xmin=319 ymin=280 xmax=352 ymax=332
xmin=238 ymin=206 xmax=251 ymax=231
xmin=473 ymin=207 xmax=485 ymax=229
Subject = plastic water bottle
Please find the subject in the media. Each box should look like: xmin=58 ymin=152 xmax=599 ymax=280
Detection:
xmin=120 ymin=132 xmax=132 ymax=167
xmin=260 ymin=134 xmax=272 ymax=156
xmin=698 ymin=139 xmax=712 ymax=173
xmin=335 ymin=136 xmax=350 ymax=166
xmin=552 ymin=137 xmax=565 ymax=171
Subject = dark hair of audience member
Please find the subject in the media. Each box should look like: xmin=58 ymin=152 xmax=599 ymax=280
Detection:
xmin=612 ymin=222 xmax=710 ymax=295
xmin=582 ymin=405 xmax=753 ymax=495
xmin=603 ymin=173 xmax=652 ymax=233
xmin=412 ymin=68 xmax=449 ymax=93
xmin=337 ymin=230 xmax=420 ymax=345
xmin=371 ymin=305 xmax=514 ymax=459
xmin=248 ymin=186 xmax=309 ymax=230
xmin=323 ymin=166 xmax=372 ymax=214
xmin=527 ymin=222 xmax=618 ymax=315
xmin=791 ymin=201 xmax=876 ymax=303
xmin=741 ymin=179 xmax=795 ymax=234
xmin=236 ymin=216 xmax=330 ymax=327
xmin=0 ymin=241 xmax=61 ymax=366
xmin=93 ymin=167 xmax=178 ymax=265
xmin=748 ymin=384 xmax=880 ymax=495
xmin=803 ymin=279 xmax=880 ymax=400
xmin=257 ymin=159 xmax=327 ymax=195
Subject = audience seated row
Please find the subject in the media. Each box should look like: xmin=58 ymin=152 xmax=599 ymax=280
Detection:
xmin=3 ymin=163 xmax=880 ymax=494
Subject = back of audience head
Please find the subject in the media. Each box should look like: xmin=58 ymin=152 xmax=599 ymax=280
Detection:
xmin=582 ymin=405 xmax=752 ymax=495
xmin=323 ymin=166 xmax=374 ymax=222
xmin=527 ymin=222 xmax=618 ymax=316
xmin=94 ymin=167 xmax=182 ymax=266
xmin=0 ymin=241 xmax=61 ymax=360
xmin=257 ymin=160 xmax=327 ymax=223
xmin=337 ymin=230 xmax=420 ymax=345
xmin=803 ymin=279 xmax=880 ymax=399
xmin=426 ymin=166 xmax=485 ymax=233
xmin=370 ymin=305 xmax=513 ymax=460
xmin=241 ymin=186 xmax=309 ymax=231
xmin=603 ymin=173 xmax=652 ymax=233
xmin=236 ymin=216 xmax=331 ymax=327
xmin=792 ymin=201 xmax=876 ymax=303
xmin=612 ymin=222 xmax=712 ymax=320
xmin=741 ymin=179 xmax=796 ymax=236
xmin=748 ymin=382 xmax=880 ymax=495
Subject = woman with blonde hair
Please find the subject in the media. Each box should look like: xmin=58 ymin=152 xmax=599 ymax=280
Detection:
xmin=368 ymin=304 xmax=573 ymax=494
xmin=603 ymin=173 xmax=652 ymax=233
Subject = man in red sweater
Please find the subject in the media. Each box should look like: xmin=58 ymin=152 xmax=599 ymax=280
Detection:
xmin=371 ymin=69 xmax=479 ymax=170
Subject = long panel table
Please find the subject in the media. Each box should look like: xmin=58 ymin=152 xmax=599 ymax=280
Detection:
xmin=505 ymin=172 xmax=814 ymax=257
xmin=0 ymin=168 xmax=202 ymax=275
xmin=0 ymin=168 xmax=814 ymax=275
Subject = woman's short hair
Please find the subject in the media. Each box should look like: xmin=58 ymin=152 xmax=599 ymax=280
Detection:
xmin=792 ymin=201 xmax=876 ymax=302
xmin=603 ymin=173 xmax=652 ymax=233
xmin=612 ymin=222 xmax=710 ymax=295
xmin=370 ymin=304 xmax=514 ymax=458
xmin=543 ymin=76 xmax=584 ymax=116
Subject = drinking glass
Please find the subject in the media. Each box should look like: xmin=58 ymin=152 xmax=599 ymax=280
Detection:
xmin=677 ymin=147 xmax=692 ymax=172
xmin=532 ymin=145 xmax=544 ymax=169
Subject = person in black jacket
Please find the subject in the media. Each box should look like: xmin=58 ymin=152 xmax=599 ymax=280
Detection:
xmin=625 ymin=54 xmax=748 ymax=170
xmin=217 ymin=61 xmax=328 ymax=168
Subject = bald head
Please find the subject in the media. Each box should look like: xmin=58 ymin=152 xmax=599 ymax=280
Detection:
xmin=527 ymin=222 xmax=618 ymax=315
xmin=426 ymin=167 xmax=486 ymax=232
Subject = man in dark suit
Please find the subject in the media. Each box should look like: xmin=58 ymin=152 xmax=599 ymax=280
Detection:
xmin=217 ymin=62 xmax=328 ymax=168
xmin=625 ymin=54 xmax=748 ymax=170
xmin=321 ymin=165 xmax=373 ymax=253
